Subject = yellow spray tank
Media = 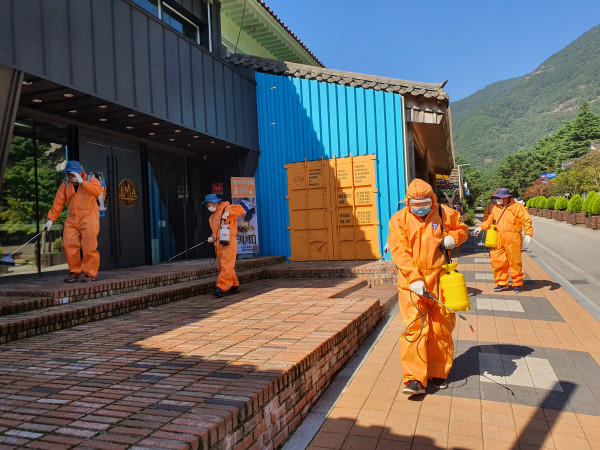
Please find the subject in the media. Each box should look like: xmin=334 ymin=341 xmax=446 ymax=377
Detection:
xmin=439 ymin=263 xmax=470 ymax=312
xmin=484 ymin=224 xmax=498 ymax=248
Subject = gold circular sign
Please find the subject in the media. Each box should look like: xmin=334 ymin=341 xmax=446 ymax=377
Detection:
xmin=118 ymin=179 xmax=138 ymax=208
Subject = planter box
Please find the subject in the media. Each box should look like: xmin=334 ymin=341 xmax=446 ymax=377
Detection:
xmin=558 ymin=211 xmax=568 ymax=221
xmin=586 ymin=216 xmax=600 ymax=230
xmin=566 ymin=212 xmax=576 ymax=224
xmin=551 ymin=210 xmax=559 ymax=220
xmin=575 ymin=212 xmax=586 ymax=224
xmin=40 ymin=252 xmax=67 ymax=268
xmin=544 ymin=210 xmax=553 ymax=219
xmin=528 ymin=208 xmax=537 ymax=216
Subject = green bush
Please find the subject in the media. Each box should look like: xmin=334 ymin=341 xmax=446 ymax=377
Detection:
xmin=462 ymin=208 xmax=476 ymax=226
xmin=568 ymin=194 xmax=583 ymax=213
xmin=592 ymin=197 xmax=600 ymax=215
xmin=53 ymin=237 xmax=63 ymax=252
xmin=537 ymin=196 xmax=547 ymax=208
xmin=555 ymin=197 xmax=568 ymax=211
xmin=546 ymin=197 xmax=557 ymax=210
xmin=526 ymin=199 xmax=532 ymax=208
xmin=582 ymin=191 xmax=599 ymax=214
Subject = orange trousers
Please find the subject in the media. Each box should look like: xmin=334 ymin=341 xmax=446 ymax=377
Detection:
xmin=63 ymin=213 xmax=100 ymax=277
xmin=398 ymin=288 xmax=456 ymax=387
xmin=216 ymin=239 xmax=239 ymax=291
xmin=490 ymin=232 xmax=524 ymax=286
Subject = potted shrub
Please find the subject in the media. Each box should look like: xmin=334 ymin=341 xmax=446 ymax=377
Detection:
xmin=555 ymin=197 xmax=568 ymax=220
xmin=583 ymin=192 xmax=599 ymax=228
xmin=537 ymin=196 xmax=548 ymax=216
xmin=547 ymin=197 xmax=558 ymax=220
xmin=591 ymin=197 xmax=600 ymax=230
xmin=567 ymin=194 xmax=584 ymax=224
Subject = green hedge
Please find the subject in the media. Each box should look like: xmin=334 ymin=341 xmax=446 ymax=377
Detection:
xmin=592 ymin=197 xmax=600 ymax=215
xmin=546 ymin=197 xmax=557 ymax=210
xmin=555 ymin=197 xmax=568 ymax=211
xmin=526 ymin=198 xmax=532 ymax=208
xmin=583 ymin=191 xmax=599 ymax=214
xmin=568 ymin=194 xmax=583 ymax=213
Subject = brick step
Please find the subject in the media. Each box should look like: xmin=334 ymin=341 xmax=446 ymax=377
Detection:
xmin=0 ymin=294 xmax=54 ymax=317
xmin=264 ymin=262 xmax=397 ymax=285
xmin=0 ymin=271 xmax=368 ymax=345
xmin=0 ymin=267 xmax=263 ymax=345
xmin=0 ymin=256 xmax=285 ymax=310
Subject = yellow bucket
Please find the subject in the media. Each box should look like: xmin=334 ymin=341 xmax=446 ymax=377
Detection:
xmin=440 ymin=263 xmax=470 ymax=312
xmin=484 ymin=225 xmax=498 ymax=248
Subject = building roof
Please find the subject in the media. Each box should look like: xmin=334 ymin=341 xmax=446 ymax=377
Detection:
xmin=225 ymin=54 xmax=450 ymax=102
xmin=220 ymin=0 xmax=323 ymax=67
xmin=255 ymin=1 xmax=324 ymax=67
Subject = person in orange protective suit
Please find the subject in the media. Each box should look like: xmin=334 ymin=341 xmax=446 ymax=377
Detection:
xmin=474 ymin=188 xmax=533 ymax=294
xmin=203 ymin=193 xmax=245 ymax=298
xmin=388 ymin=178 xmax=469 ymax=396
xmin=46 ymin=161 xmax=102 ymax=283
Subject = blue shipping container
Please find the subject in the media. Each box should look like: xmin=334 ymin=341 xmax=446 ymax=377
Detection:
xmin=254 ymin=73 xmax=407 ymax=260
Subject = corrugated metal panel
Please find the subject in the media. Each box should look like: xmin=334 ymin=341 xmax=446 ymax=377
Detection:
xmin=0 ymin=0 xmax=258 ymax=151
xmin=255 ymin=73 xmax=406 ymax=259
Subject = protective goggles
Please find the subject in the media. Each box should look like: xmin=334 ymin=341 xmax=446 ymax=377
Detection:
xmin=408 ymin=198 xmax=433 ymax=209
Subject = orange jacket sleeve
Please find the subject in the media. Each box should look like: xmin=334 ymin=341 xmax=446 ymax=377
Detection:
xmin=388 ymin=213 xmax=424 ymax=284
xmin=226 ymin=204 xmax=245 ymax=221
xmin=515 ymin=203 xmax=533 ymax=237
xmin=443 ymin=205 xmax=469 ymax=247
xmin=81 ymin=176 xmax=102 ymax=198
xmin=480 ymin=207 xmax=497 ymax=231
xmin=47 ymin=183 xmax=67 ymax=222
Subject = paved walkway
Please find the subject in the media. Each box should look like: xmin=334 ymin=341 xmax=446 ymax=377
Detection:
xmin=296 ymin=236 xmax=600 ymax=449
xmin=529 ymin=216 xmax=600 ymax=311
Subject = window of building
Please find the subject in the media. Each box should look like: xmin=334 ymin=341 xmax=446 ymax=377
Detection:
xmin=132 ymin=0 xmax=200 ymax=45
xmin=133 ymin=0 xmax=159 ymax=16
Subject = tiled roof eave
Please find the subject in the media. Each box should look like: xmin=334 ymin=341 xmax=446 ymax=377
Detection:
xmin=225 ymin=54 xmax=450 ymax=102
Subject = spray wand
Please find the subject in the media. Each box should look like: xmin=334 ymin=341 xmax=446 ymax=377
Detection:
xmin=168 ymin=240 xmax=209 ymax=262
xmin=422 ymin=290 xmax=475 ymax=333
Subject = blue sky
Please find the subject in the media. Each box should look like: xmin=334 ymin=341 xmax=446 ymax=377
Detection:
xmin=264 ymin=0 xmax=600 ymax=101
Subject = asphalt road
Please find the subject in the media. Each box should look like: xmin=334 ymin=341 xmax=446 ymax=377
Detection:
xmin=528 ymin=216 xmax=600 ymax=315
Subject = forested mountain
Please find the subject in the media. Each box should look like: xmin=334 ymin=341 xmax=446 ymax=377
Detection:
xmin=452 ymin=24 xmax=600 ymax=168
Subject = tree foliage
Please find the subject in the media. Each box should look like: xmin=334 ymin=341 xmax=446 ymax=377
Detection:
xmin=0 ymin=137 xmax=66 ymax=233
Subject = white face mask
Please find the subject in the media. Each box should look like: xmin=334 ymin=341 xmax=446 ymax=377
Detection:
xmin=208 ymin=206 xmax=216 ymax=212
xmin=494 ymin=199 xmax=504 ymax=205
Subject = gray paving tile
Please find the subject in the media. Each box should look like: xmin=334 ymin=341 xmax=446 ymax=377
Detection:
xmin=450 ymin=340 xmax=600 ymax=415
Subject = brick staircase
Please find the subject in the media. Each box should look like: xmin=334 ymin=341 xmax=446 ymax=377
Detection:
xmin=0 ymin=257 xmax=397 ymax=345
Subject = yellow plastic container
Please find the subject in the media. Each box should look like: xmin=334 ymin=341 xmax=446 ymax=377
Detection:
xmin=440 ymin=263 xmax=471 ymax=312
xmin=484 ymin=224 xmax=498 ymax=248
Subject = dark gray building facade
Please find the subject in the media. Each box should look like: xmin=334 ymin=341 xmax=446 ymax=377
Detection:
xmin=0 ymin=0 xmax=259 ymax=275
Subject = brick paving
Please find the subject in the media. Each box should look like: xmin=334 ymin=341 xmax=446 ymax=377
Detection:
xmin=0 ymin=277 xmax=386 ymax=449
xmin=302 ymin=236 xmax=600 ymax=450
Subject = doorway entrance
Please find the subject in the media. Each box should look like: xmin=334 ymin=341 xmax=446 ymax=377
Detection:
xmin=79 ymin=132 xmax=146 ymax=270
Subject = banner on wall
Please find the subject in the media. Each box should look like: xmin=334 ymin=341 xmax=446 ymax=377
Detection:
xmin=231 ymin=177 xmax=259 ymax=254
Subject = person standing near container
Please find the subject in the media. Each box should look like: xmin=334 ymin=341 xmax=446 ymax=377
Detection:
xmin=388 ymin=178 xmax=469 ymax=396
xmin=474 ymin=188 xmax=533 ymax=293
xmin=203 ymin=193 xmax=245 ymax=298
xmin=45 ymin=161 xmax=102 ymax=283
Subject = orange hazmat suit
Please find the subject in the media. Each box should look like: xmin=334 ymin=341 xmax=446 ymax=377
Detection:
xmin=388 ymin=179 xmax=469 ymax=388
xmin=48 ymin=173 xmax=102 ymax=277
xmin=480 ymin=198 xmax=533 ymax=287
xmin=209 ymin=201 xmax=245 ymax=292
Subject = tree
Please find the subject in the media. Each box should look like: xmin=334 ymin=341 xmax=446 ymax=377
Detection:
xmin=0 ymin=137 xmax=65 ymax=233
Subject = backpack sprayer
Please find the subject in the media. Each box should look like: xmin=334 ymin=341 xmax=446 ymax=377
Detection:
xmin=168 ymin=240 xmax=209 ymax=262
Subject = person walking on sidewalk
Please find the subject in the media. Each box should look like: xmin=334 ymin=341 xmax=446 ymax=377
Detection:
xmin=388 ymin=179 xmax=469 ymax=396
xmin=203 ymin=193 xmax=245 ymax=298
xmin=474 ymin=188 xmax=533 ymax=293
xmin=45 ymin=161 xmax=102 ymax=283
